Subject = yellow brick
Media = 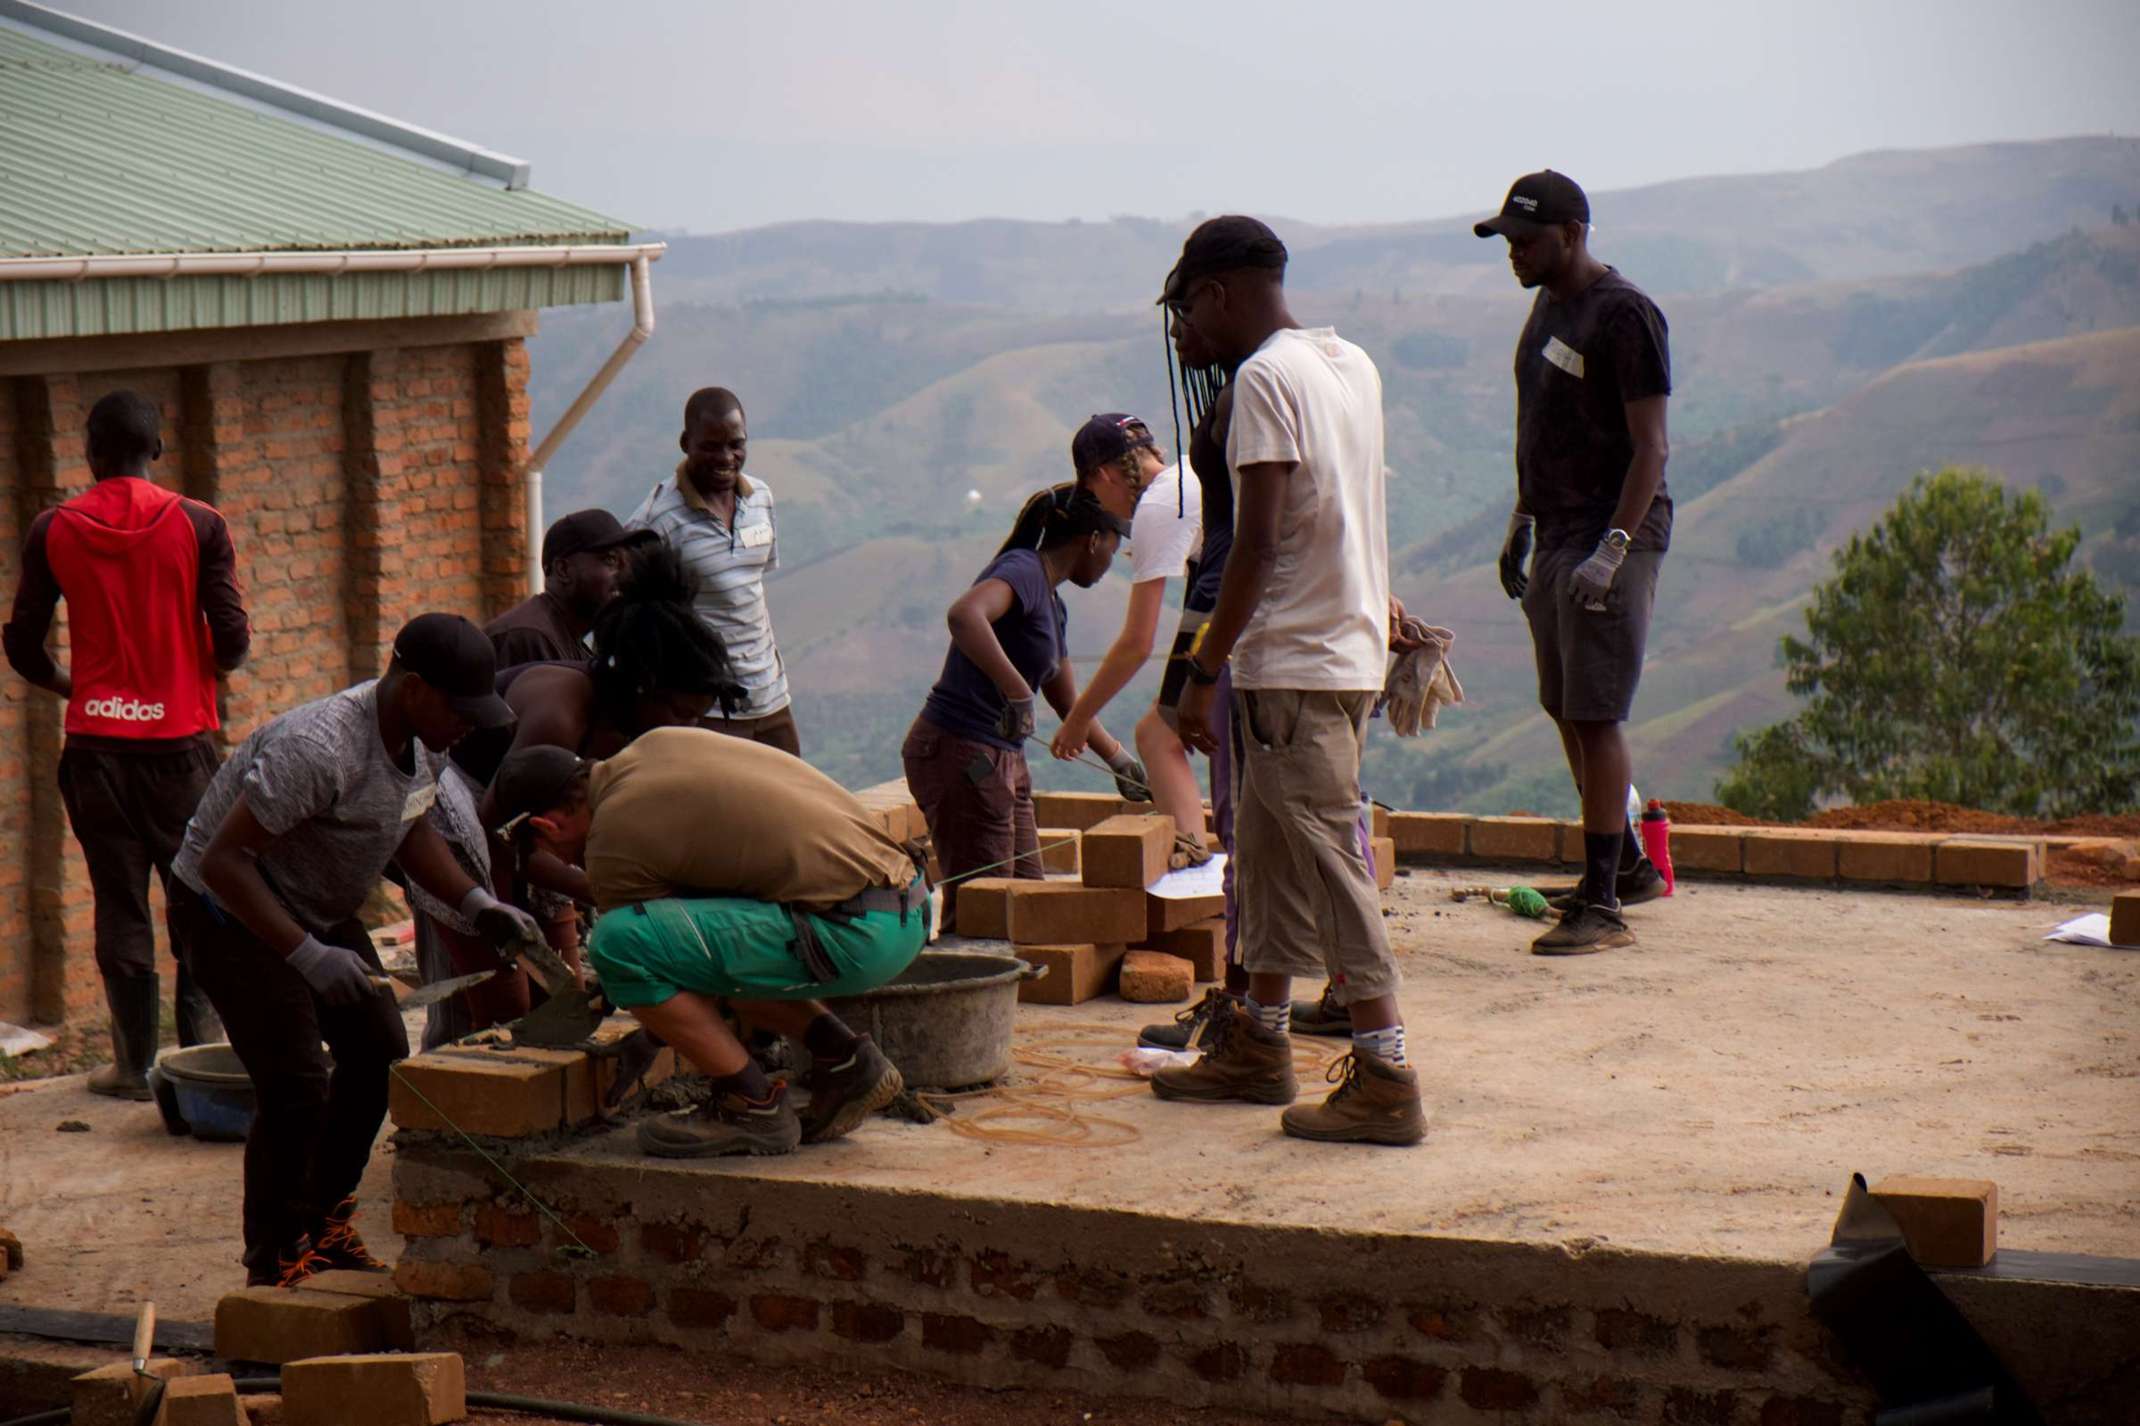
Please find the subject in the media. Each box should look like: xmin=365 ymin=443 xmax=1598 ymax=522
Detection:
xmin=1007 ymin=882 xmax=1148 ymax=945
xmin=1372 ymin=836 xmax=1397 ymax=891
xmin=282 ymin=1352 xmax=466 ymax=1426
xmin=1035 ymin=828 xmax=1081 ymax=875
xmin=1388 ymin=812 xmax=1468 ymax=858
xmin=1669 ymin=826 xmax=1744 ymax=874
xmin=952 ymin=877 xmax=1016 ymax=939
xmin=1030 ymin=790 xmax=1132 ymax=830
xmin=1469 ymin=816 xmax=1559 ymax=863
xmin=1144 ymin=918 xmax=1226 ymax=981
xmin=1015 ymin=943 xmax=1126 ymax=1005
xmin=1080 ymin=814 xmax=1176 ymax=889
xmin=388 ymin=1050 xmax=564 ymax=1138
xmin=1118 ymin=951 xmax=1193 ymax=1003
xmin=1935 ymin=839 xmax=2040 ymax=889
xmin=1742 ymin=829 xmax=1839 ymax=880
xmin=1837 ymin=831 xmax=1938 ymax=883
xmin=1871 ymin=1175 xmax=1997 ymax=1268
xmin=1147 ymin=889 xmax=1225 ymax=937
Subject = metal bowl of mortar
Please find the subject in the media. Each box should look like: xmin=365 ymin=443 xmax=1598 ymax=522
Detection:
xmin=807 ymin=949 xmax=1043 ymax=1090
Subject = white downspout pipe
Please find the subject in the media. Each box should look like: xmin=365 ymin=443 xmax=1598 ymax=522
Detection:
xmin=518 ymin=250 xmax=658 ymax=594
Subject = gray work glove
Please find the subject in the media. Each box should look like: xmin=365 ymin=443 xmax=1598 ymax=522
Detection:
xmin=1498 ymin=512 xmax=1535 ymax=600
xmin=460 ymin=886 xmax=543 ymax=953
xmin=1568 ymin=537 xmax=1628 ymax=611
xmin=286 ymin=934 xmax=380 ymax=1006
xmin=1105 ymin=746 xmax=1151 ymax=803
xmin=995 ymin=695 xmax=1037 ymax=745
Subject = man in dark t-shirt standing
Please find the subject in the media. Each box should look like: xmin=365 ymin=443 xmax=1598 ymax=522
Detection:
xmin=485 ymin=509 xmax=653 ymax=669
xmin=1477 ymin=171 xmax=1672 ymax=955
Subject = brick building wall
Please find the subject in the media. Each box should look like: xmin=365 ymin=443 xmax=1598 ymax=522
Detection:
xmin=0 ymin=320 xmax=532 ymax=1026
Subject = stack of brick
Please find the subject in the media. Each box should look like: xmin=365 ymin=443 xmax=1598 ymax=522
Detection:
xmin=387 ymin=1018 xmax=675 ymax=1141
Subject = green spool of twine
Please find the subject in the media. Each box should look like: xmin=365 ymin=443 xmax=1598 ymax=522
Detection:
xmin=1505 ymin=886 xmax=1550 ymax=919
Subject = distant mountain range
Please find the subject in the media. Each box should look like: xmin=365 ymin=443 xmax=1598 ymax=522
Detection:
xmin=528 ymin=137 xmax=2140 ymax=807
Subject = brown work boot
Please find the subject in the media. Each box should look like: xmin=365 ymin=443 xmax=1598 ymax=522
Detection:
xmin=1287 ymin=984 xmax=1352 ymax=1037
xmin=639 ymin=1083 xmax=801 ymax=1158
xmin=311 ymin=1195 xmax=389 ymax=1272
xmin=799 ymin=1036 xmax=903 ymax=1144
xmin=1531 ymin=900 xmax=1636 ymax=956
xmin=1150 ymin=1002 xmax=1297 ymax=1105
xmin=1280 ymin=1051 xmax=1427 ymax=1146
xmin=1136 ymin=986 xmax=1234 ymax=1051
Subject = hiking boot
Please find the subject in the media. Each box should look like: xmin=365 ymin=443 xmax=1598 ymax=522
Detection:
xmin=639 ymin=1083 xmax=802 ymax=1158
xmin=247 ymin=1237 xmax=331 ymax=1288
xmin=1549 ymin=859 xmax=1667 ymax=913
xmin=1288 ymin=985 xmax=1352 ymax=1038
xmin=311 ymin=1195 xmax=389 ymax=1273
xmin=1531 ymin=900 xmax=1636 ymax=956
xmin=86 ymin=1061 xmax=153 ymax=1101
xmin=1150 ymin=1003 xmax=1297 ymax=1105
xmin=1280 ymin=1051 xmax=1427 ymax=1146
xmin=1137 ymin=987 xmax=1233 ymax=1051
xmin=800 ymin=1036 xmax=903 ymax=1144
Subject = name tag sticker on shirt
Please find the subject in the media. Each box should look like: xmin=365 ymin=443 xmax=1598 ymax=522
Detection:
xmin=739 ymin=523 xmax=773 ymax=550
xmin=1543 ymin=336 xmax=1586 ymax=378
xmin=401 ymin=783 xmax=438 ymax=822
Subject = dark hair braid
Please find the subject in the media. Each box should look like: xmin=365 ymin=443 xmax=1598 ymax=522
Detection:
xmin=996 ymin=483 xmax=1126 ymax=558
xmin=589 ymin=543 xmax=744 ymax=727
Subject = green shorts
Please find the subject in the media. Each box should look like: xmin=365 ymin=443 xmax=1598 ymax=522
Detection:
xmin=587 ymin=880 xmax=930 ymax=1009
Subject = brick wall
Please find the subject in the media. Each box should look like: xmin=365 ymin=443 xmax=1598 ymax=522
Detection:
xmin=0 ymin=332 xmax=530 ymax=1026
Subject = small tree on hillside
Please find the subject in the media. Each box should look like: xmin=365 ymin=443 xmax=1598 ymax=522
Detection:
xmin=1716 ymin=467 xmax=2140 ymax=820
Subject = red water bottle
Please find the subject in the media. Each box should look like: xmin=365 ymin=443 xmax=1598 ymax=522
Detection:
xmin=1640 ymin=799 xmax=1675 ymax=895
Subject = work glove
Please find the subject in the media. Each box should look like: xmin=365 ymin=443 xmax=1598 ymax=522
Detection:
xmin=1568 ymin=537 xmax=1627 ymax=611
xmin=1169 ymin=830 xmax=1214 ymax=869
xmin=460 ymin=886 xmax=543 ymax=953
xmin=1105 ymin=746 xmax=1151 ymax=803
xmin=1498 ymin=511 xmax=1535 ymax=600
xmin=286 ymin=934 xmax=380 ymax=1006
xmin=995 ymin=695 xmax=1037 ymax=745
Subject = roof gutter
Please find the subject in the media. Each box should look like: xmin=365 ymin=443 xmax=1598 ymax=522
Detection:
xmin=0 ymin=240 xmax=664 ymax=598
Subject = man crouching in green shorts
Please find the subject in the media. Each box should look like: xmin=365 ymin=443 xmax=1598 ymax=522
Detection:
xmin=488 ymin=726 xmax=929 ymax=1157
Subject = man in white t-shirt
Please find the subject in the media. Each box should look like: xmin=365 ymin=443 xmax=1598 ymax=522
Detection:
xmin=1050 ymin=413 xmax=1207 ymax=859
xmin=1151 ymin=217 xmax=1424 ymax=1147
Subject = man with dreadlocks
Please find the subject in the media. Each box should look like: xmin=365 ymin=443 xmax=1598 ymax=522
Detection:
xmin=1149 ymin=216 xmax=1426 ymax=1147
xmin=626 ymin=386 xmax=800 ymax=755
xmin=904 ymin=485 xmax=1128 ymax=924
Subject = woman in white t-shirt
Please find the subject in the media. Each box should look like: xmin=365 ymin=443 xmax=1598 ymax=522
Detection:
xmin=1049 ymin=414 xmax=1207 ymax=861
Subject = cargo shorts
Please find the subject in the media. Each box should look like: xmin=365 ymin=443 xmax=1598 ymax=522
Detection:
xmin=1230 ymin=687 xmax=1400 ymax=1002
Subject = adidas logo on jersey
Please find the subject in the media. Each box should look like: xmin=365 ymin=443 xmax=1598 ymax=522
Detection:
xmin=82 ymin=696 xmax=167 ymax=722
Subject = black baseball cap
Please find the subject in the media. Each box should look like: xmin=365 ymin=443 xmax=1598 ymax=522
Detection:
xmin=490 ymin=745 xmax=587 ymax=826
xmin=1474 ymin=171 xmax=1590 ymax=238
xmin=1071 ymin=413 xmax=1157 ymax=474
xmin=390 ymin=613 xmax=514 ymax=729
xmin=1159 ymin=215 xmax=1289 ymax=306
xmin=542 ymin=509 xmax=657 ymax=569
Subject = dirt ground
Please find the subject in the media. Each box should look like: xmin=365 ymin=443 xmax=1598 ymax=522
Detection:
xmin=3 ymin=869 xmax=2134 ymax=1421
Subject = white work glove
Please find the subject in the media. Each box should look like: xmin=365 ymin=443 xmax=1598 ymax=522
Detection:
xmin=1568 ymin=537 xmax=1627 ymax=611
xmin=286 ymin=934 xmax=381 ymax=1006
xmin=460 ymin=886 xmax=542 ymax=951
xmin=1105 ymin=746 xmax=1151 ymax=803
xmin=995 ymin=695 xmax=1037 ymax=745
xmin=1498 ymin=512 xmax=1535 ymax=600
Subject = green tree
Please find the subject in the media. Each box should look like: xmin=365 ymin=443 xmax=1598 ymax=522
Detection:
xmin=1716 ymin=468 xmax=2140 ymax=820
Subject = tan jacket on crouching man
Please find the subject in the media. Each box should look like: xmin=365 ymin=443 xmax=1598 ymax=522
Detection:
xmin=489 ymin=725 xmax=930 ymax=1158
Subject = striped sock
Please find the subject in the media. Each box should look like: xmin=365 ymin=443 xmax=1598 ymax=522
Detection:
xmin=1246 ymin=996 xmax=1291 ymax=1036
xmin=1354 ymin=1024 xmax=1408 ymax=1067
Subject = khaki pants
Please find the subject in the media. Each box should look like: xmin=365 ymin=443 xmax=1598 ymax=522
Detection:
xmin=1231 ymin=688 xmax=1399 ymax=1001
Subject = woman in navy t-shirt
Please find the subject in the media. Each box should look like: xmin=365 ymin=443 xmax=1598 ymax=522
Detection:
xmin=904 ymin=485 xmax=1128 ymax=917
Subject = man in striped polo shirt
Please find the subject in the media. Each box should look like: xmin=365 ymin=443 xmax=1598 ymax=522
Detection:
xmin=626 ymin=387 xmax=799 ymax=756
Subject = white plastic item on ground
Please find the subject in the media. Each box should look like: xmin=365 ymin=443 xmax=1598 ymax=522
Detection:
xmin=1119 ymin=1047 xmax=1200 ymax=1077
xmin=0 ymin=1022 xmax=52 ymax=1056
xmin=2044 ymin=913 xmax=2125 ymax=948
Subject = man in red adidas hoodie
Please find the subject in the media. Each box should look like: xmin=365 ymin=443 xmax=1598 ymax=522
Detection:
xmin=4 ymin=390 xmax=250 ymax=1099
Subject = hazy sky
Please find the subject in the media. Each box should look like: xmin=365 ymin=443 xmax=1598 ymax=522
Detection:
xmin=58 ymin=0 xmax=2140 ymax=233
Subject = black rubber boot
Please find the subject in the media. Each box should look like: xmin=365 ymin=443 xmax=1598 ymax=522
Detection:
xmin=174 ymin=961 xmax=223 ymax=1047
xmin=88 ymin=972 xmax=159 ymax=1101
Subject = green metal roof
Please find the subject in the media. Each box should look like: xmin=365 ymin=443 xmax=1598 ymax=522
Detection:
xmin=0 ymin=25 xmax=628 ymax=258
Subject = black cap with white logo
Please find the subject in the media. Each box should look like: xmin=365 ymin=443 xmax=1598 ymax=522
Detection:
xmin=1474 ymin=171 xmax=1590 ymax=238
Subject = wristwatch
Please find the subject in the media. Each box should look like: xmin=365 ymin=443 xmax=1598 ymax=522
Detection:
xmin=1185 ymin=656 xmax=1223 ymax=687
xmin=1603 ymin=527 xmax=1632 ymax=553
